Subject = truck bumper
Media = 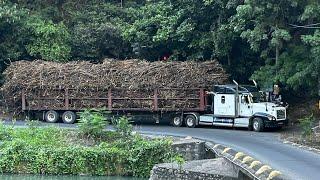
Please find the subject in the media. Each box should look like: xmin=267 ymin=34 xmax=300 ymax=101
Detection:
xmin=264 ymin=119 xmax=288 ymax=128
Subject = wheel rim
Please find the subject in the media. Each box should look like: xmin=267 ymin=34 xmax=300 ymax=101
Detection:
xmin=47 ymin=112 xmax=56 ymax=122
xmin=64 ymin=113 xmax=73 ymax=122
xmin=186 ymin=117 xmax=194 ymax=127
xmin=173 ymin=117 xmax=181 ymax=126
xmin=253 ymin=121 xmax=259 ymax=130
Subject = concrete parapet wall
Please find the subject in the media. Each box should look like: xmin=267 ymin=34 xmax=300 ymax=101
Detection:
xmin=172 ymin=137 xmax=208 ymax=161
xmin=149 ymin=158 xmax=238 ymax=180
xmin=205 ymin=142 xmax=286 ymax=180
xmin=147 ymin=135 xmax=285 ymax=180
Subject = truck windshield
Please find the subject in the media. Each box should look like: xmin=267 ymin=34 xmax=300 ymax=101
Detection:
xmin=252 ymin=96 xmax=260 ymax=103
xmin=242 ymin=94 xmax=253 ymax=104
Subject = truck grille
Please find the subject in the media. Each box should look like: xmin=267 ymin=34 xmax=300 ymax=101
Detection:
xmin=277 ymin=110 xmax=286 ymax=120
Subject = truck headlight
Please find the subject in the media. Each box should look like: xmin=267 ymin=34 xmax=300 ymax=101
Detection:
xmin=268 ymin=116 xmax=276 ymax=121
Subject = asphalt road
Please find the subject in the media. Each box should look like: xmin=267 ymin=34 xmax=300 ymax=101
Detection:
xmin=4 ymin=120 xmax=320 ymax=180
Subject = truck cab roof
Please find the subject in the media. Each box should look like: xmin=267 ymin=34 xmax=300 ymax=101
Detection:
xmin=240 ymin=85 xmax=259 ymax=93
xmin=213 ymin=85 xmax=249 ymax=94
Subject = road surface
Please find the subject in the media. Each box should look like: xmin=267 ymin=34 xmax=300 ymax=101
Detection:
xmin=4 ymin=121 xmax=320 ymax=180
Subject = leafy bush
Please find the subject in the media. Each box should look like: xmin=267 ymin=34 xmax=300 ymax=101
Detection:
xmin=26 ymin=120 xmax=41 ymax=131
xmin=299 ymin=114 xmax=315 ymax=137
xmin=0 ymin=127 xmax=176 ymax=177
xmin=12 ymin=126 xmax=66 ymax=148
xmin=77 ymin=109 xmax=108 ymax=137
xmin=0 ymin=121 xmax=13 ymax=141
xmin=0 ymin=111 xmax=178 ymax=177
xmin=112 ymin=116 xmax=133 ymax=137
xmin=24 ymin=15 xmax=71 ymax=61
xmin=0 ymin=141 xmax=127 ymax=175
xmin=125 ymin=136 xmax=174 ymax=177
xmin=174 ymin=154 xmax=185 ymax=171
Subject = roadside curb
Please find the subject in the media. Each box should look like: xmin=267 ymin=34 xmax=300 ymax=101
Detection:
xmin=205 ymin=142 xmax=286 ymax=180
xmin=283 ymin=138 xmax=320 ymax=155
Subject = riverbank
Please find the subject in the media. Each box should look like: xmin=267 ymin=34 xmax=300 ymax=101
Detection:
xmin=0 ymin=117 xmax=178 ymax=178
xmin=0 ymin=174 xmax=145 ymax=180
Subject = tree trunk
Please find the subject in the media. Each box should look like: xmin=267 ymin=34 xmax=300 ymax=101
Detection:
xmin=227 ymin=54 xmax=231 ymax=66
xmin=57 ymin=0 xmax=65 ymax=20
xmin=275 ymin=44 xmax=279 ymax=76
xmin=275 ymin=45 xmax=279 ymax=66
xmin=318 ymin=76 xmax=320 ymax=98
xmin=318 ymin=76 xmax=320 ymax=115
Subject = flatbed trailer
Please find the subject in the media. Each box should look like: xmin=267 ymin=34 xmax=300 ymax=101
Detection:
xmin=22 ymin=88 xmax=209 ymax=125
xmin=21 ymin=83 xmax=288 ymax=132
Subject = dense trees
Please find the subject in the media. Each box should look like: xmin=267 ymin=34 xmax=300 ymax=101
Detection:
xmin=0 ymin=0 xmax=319 ymax=96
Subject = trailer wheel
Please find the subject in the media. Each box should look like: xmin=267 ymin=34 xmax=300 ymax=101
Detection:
xmin=172 ymin=116 xmax=183 ymax=127
xmin=45 ymin=110 xmax=59 ymax=123
xmin=185 ymin=115 xmax=197 ymax=128
xmin=253 ymin=117 xmax=264 ymax=132
xmin=62 ymin=111 xmax=76 ymax=124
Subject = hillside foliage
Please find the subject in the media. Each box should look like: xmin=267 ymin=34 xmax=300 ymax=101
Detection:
xmin=0 ymin=0 xmax=319 ymax=96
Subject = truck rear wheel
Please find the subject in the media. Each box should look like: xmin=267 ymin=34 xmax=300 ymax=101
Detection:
xmin=62 ymin=111 xmax=76 ymax=124
xmin=172 ymin=116 xmax=183 ymax=127
xmin=253 ymin=117 xmax=264 ymax=132
xmin=45 ymin=110 xmax=59 ymax=123
xmin=185 ymin=115 xmax=196 ymax=128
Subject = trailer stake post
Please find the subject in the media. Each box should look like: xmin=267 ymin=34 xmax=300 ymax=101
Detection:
xmin=154 ymin=89 xmax=158 ymax=111
xmin=108 ymin=89 xmax=112 ymax=111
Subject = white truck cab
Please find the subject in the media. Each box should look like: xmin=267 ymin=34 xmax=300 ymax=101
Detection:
xmin=199 ymin=83 xmax=288 ymax=132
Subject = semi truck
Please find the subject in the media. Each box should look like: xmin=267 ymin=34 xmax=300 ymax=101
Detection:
xmin=21 ymin=81 xmax=288 ymax=132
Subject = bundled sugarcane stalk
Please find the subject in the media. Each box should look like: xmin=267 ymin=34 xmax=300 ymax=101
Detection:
xmin=1 ymin=59 xmax=229 ymax=111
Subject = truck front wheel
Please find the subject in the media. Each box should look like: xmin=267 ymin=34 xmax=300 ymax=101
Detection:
xmin=62 ymin=111 xmax=76 ymax=124
xmin=172 ymin=116 xmax=183 ymax=127
xmin=45 ymin=110 xmax=59 ymax=123
xmin=185 ymin=115 xmax=197 ymax=128
xmin=252 ymin=117 xmax=264 ymax=132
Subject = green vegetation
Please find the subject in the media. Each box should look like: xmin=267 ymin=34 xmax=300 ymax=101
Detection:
xmin=299 ymin=114 xmax=316 ymax=137
xmin=0 ymin=0 xmax=319 ymax=96
xmin=77 ymin=109 xmax=108 ymax=137
xmin=0 ymin=118 xmax=177 ymax=177
xmin=112 ymin=116 xmax=133 ymax=137
xmin=173 ymin=155 xmax=185 ymax=172
xmin=284 ymin=113 xmax=320 ymax=149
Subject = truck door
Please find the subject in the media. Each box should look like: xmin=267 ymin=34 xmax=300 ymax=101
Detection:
xmin=214 ymin=94 xmax=236 ymax=117
xmin=239 ymin=94 xmax=253 ymax=117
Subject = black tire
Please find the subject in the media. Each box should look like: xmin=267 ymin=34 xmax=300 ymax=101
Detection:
xmin=252 ymin=117 xmax=264 ymax=132
xmin=172 ymin=116 xmax=183 ymax=127
xmin=185 ymin=115 xmax=197 ymax=128
xmin=25 ymin=111 xmax=36 ymax=121
xmin=62 ymin=111 xmax=76 ymax=124
xmin=44 ymin=110 xmax=59 ymax=123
